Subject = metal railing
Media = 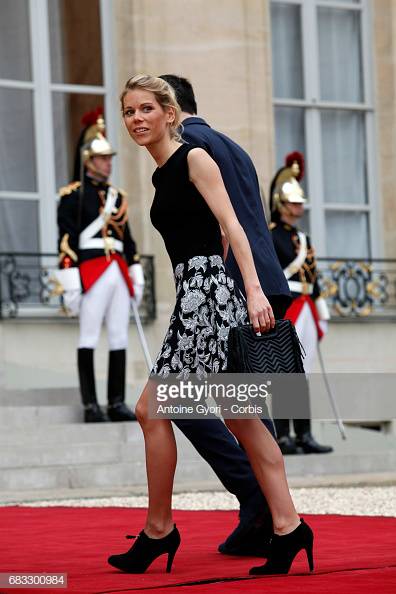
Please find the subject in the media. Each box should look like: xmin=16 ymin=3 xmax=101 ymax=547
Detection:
xmin=317 ymin=257 xmax=396 ymax=321
xmin=1 ymin=253 xmax=395 ymax=321
xmin=0 ymin=253 xmax=156 ymax=322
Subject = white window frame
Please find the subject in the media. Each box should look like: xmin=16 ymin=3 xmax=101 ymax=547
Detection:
xmin=0 ymin=0 xmax=117 ymax=254
xmin=271 ymin=0 xmax=381 ymax=258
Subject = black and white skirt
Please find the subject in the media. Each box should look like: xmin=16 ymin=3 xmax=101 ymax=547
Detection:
xmin=151 ymin=255 xmax=248 ymax=379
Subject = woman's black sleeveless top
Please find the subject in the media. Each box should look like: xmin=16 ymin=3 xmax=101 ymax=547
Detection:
xmin=150 ymin=143 xmax=223 ymax=268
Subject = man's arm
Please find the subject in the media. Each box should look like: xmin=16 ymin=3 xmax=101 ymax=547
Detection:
xmin=57 ymin=184 xmax=80 ymax=267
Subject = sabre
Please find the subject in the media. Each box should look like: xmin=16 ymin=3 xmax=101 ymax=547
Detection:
xmin=131 ymin=297 xmax=153 ymax=372
xmin=316 ymin=341 xmax=347 ymax=440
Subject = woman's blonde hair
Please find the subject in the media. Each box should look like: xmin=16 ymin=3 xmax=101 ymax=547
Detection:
xmin=120 ymin=74 xmax=182 ymax=142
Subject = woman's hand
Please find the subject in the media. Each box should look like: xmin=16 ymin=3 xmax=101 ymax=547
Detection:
xmin=246 ymin=286 xmax=275 ymax=333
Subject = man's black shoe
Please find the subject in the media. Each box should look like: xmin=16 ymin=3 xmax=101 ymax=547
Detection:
xmin=296 ymin=432 xmax=333 ymax=454
xmin=218 ymin=513 xmax=272 ymax=557
xmin=277 ymin=435 xmax=300 ymax=455
xmin=107 ymin=402 xmax=137 ymax=422
xmin=84 ymin=404 xmax=109 ymax=423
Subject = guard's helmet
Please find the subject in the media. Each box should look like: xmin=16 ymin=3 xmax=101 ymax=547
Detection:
xmin=73 ymin=108 xmax=116 ymax=180
xmin=269 ymin=151 xmax=306 ymax=222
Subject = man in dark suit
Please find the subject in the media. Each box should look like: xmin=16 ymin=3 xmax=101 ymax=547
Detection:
xmin=159 ymin=74 xmax=292 ymax=557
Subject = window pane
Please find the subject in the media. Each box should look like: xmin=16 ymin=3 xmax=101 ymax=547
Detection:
xmin=48 ymin=0 xmax=103 ymax=85
xmin=0 ymin=0 xmax=32 ymax=81
xmin=0 ymin=88 xmax=37 ymax=192
xmin=0 ymin=199 xmax=39 ymax=252
xmin=325 ymin=211 xmax=369 ymax=258
xmin=271 ymin=3 xmax=304 ymax=99
xmin=321 ymin=110 xmax=367 ymax=204
xmin=318 ymin=7 xmax=363 ymax=102
xmin=274 ymin=107 xmax=306 ymax=169
xmin=52 ymin=92 xmax=104 ymax=188
xmin=300 ymin=209 xmax=310 ymax=236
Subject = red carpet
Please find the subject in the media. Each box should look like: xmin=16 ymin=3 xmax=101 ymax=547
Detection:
xmin=0 ymin=507 xmax=395 ymax=593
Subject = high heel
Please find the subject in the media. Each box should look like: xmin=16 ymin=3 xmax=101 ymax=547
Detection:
xmin=249 ymin=518 xmax=314 ymax=575
xmin=108 ymin=525 xmax=181 ymax=574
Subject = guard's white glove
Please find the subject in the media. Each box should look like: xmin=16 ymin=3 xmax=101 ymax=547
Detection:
xmin=318 ymin=319 xmax=328 ymax=336
xmin=63 ymin=290 xmax=81 ymax=317
xmin=315 ymin=297 xmax=330 ymax=337
xmin=51 ymin=268 xmax=82 ymax=317
xmin=315 ymin=297 xmax=330 ymax=321
xmin=129 ymin=263 xmax=145 ymax=307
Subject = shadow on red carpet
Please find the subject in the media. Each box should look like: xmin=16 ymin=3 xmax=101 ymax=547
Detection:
xmin=0 ymin=507 xmax=395 ymax=593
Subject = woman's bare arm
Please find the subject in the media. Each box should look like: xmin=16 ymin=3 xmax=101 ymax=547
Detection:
xmin=187 ymin=147 xmax=275 ymax=332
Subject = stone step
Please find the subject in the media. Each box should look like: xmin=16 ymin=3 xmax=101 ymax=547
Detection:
xmin=285 ymin=450 xmax=396 ymax=477
xmin=0 ymin=404 xmax=82 ymax=426
xmin=0 ymin=421 xmax=137 ymax=446
xmin=0 ymin=386 xmax=141 ymax=407
xmin=1 ymin=447 xmax=396 ymax=493
xmin=0 ymin=438 xmax=213 ymax=492
xmin=0 ymin=387 xmax=80 ymax=407
xmin=0 ymin=462 xmax=148 ymax=492
xmin=0 ymin=440 xmax=144 ymax=470
xmin=0 ymin=402 xmax=136 ymax=426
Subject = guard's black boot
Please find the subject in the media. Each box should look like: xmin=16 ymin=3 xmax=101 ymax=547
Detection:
xmin=107 ymin=349 xmax=136 ymax=422
xmin=295 ymin=431 xmax=333 ymax=454
xmin=84 ymin=403 xmax=109 ymax=423
xmin=108 ymin=525 xmax=181 ymax=573
xmin=275 ymin=420 xmax=299 ymax=455
xmin=294 ymin=419 xmax=333 ymax=454
xmin=277 ymin=435 xmax=299 ymax=455
xmin=77 ymin=348 xmax=109 ymax=423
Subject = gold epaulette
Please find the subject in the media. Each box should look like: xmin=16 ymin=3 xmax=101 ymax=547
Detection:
xmin=133 ymin=254 xmax=141 ymax=263
xmin=268 ymin=222 xmax=277 ymax=230
xmin=59 ymin=181 xmax=81 ymax=197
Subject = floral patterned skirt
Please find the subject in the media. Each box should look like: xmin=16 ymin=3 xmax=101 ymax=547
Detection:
xmin=151 ymin=255 xmax=248 ymax=379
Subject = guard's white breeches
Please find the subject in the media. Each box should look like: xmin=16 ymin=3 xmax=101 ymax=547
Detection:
xmin=293 ymin=302 xmax=318 ymax=374
xmin=78 ymin=261 xmax=130 ymax=350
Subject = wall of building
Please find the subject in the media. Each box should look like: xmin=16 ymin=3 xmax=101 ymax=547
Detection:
xmin=373 ymin=0 xmax=396 ymax=257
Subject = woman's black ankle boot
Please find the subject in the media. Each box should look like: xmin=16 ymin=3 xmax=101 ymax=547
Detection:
xmin=108 ymin=525 xmax=181 ymax=574
xmin=249 ymin=518 xmax=314 ymax=576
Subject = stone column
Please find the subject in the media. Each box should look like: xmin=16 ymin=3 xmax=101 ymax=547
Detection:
xmin=373 ymin=0 xmax=396 ymax=256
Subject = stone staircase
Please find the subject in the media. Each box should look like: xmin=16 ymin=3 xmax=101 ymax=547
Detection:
xmin=1 ymin=387 xmax=396 ymax=501
xmin=0 ymin=387 xmax=206 ymax=493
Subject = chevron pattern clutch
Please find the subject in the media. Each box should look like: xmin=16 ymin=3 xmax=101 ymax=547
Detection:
xmin=227 ymin=319 xmax=305 ymax=373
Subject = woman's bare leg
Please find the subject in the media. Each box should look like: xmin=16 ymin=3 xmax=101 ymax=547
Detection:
xmin=135 ymin=380 xmax=177 ymax=538
xmin=225 ymin=418 xmax=300 ymax=535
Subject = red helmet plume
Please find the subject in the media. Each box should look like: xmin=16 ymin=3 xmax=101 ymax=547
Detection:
xmin=81 ymin=107 xmax=104 ymax=129
xmin=285 ymin=151 xmax=305 ymax=181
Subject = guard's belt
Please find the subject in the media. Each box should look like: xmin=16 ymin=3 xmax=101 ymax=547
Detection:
xmin=79 ymin=238 xmax=123 ymax=252
xmin=288 ymin=280 xmax=313 ymax=295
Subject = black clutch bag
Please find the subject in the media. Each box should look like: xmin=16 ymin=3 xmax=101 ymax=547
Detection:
xmin=227 ymin=319 xmax=305 ymax=373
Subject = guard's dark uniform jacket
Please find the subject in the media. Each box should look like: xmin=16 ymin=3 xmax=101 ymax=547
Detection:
xmin=181 ymin=117 xmax=291 ymax=305
xmin=57 ymin=175 xmax=139 ymax=293
xmin=270 ymin=221 xmax=321 ymax=302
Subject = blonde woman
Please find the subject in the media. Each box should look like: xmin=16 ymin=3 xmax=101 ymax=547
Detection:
xmin=108 ymin=75 xmax=314 ymax=576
